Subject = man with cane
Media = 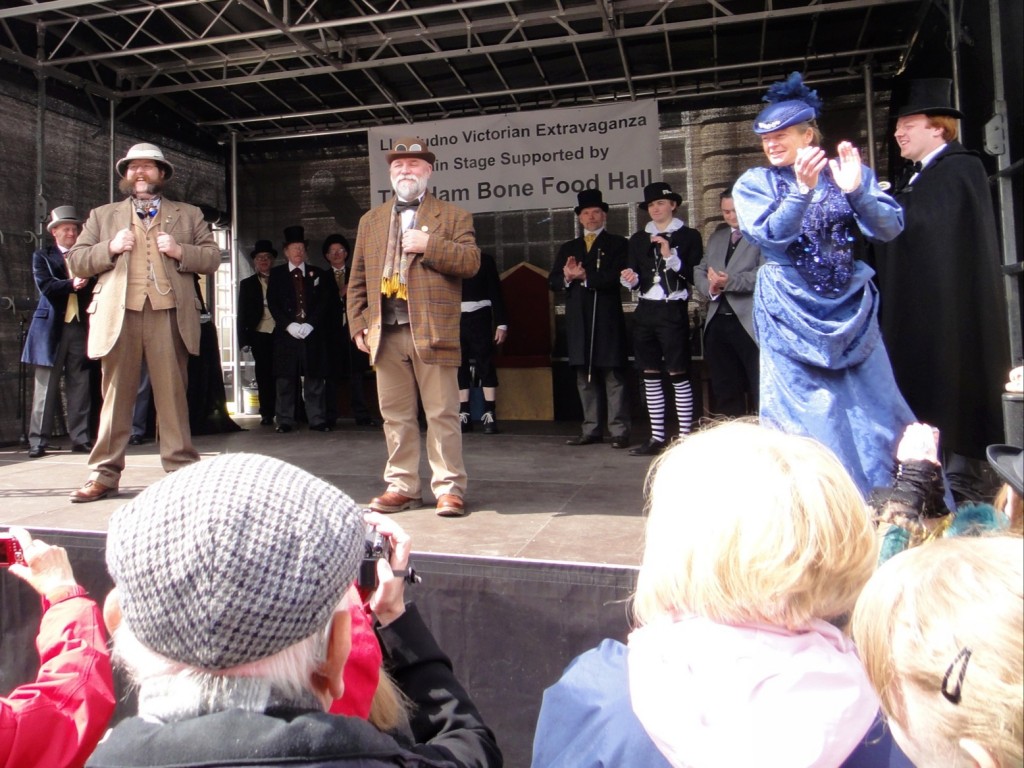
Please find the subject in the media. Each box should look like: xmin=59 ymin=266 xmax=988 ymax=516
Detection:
xmin=548 ymin=189 xmax=631 ymax=449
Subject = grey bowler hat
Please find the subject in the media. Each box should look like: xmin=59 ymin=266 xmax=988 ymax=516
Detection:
xmin=106 ymin=453 xmax=365 ymax=670
xmin=46 ymin=205 xmax=82 ymax=232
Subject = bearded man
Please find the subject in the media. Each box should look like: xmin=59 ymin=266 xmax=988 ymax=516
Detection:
xmin=65 ymin=143 xmax=220 ymax=502
xmin=347 ymin=137 xmax=480 ymax=517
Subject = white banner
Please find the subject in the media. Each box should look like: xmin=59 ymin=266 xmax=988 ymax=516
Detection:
xmin=368 ymin=101 xmax=660 ymax=214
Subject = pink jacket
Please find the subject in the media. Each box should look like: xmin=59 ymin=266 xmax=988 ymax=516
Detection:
xmin=1 ymin=595 xmax=116 ymax=768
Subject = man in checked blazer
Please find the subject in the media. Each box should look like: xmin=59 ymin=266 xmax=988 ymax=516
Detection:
xmin=347 ymin=137 xmax=480 ymax=517
xmin=65 ymin=143 xmax=220 ymax=503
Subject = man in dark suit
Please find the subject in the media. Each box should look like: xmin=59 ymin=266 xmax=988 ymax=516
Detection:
xmin=267 ymin=225 xmax=331 ymax=433
xmin=237 ymin=239 xmax=277 ymax=425
xmin=872 ymin=79 xmax=1010 ymax=500
xmin=694 ymin=190 xmax=764 ymax=417
xmin=21 ymin=206 xmax=95 ymax=458
xmin=348 ymin=137 xmax=480 ymax=517
xmin=322 ymin=233 xmax=376 ymax=427
xmin=549 ymin=189 xmax=631 ymax=450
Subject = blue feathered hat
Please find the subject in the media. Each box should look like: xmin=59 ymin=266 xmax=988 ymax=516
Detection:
xmin=753 ymin=72 xmax=822 ymax=135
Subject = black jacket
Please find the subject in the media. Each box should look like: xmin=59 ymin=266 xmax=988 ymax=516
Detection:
xmin=86 ymin=605 xmax=502 ymax=768
xmin=871 ymin=141 xmax=1010 ymax=458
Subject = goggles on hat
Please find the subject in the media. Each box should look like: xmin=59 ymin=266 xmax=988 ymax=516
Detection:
xmin=392 ymin=142 xmax=424 ymax=152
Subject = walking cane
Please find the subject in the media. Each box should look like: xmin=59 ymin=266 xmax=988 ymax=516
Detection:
xmin=587 ymin=249 xmax=601 ymax=384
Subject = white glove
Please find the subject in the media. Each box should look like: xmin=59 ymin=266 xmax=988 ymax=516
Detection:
xmin=299 ymin=323 xmax=314 ymax=339
xmin=286 ymin=322 xmax=303 ymax=339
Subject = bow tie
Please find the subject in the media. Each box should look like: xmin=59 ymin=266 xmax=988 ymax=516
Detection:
xmin=910 ymin=161 xmax=923 ymax=173
xmin=394 ymin=200 xmax=420 ymax=213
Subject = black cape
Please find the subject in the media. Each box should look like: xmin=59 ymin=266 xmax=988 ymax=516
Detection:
xmin=872 ymin=141 xmax=1009 ymax=458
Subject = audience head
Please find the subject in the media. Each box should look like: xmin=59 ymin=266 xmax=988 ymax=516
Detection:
xmin=852 ymin=536 xmax=1023 ymax=768
xmin=104 ymin=453 xmax=365 ymax=709
xmin=634 ymin=422 xmax=876 ymax=631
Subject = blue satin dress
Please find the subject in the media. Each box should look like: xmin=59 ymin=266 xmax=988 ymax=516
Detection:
xmin=733 ymin=164 xmax=914 ymax=496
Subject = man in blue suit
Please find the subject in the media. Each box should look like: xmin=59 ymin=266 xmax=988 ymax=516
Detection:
xmin=21 ymin=206 xmax=95 ymax=458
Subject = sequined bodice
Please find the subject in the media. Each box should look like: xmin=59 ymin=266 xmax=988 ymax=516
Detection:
xmin=773 ymin=167 xmax=856 ymax=297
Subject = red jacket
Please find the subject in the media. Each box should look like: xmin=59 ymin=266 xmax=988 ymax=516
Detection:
xmin=1 ymin=595 xmax=116 ymax=768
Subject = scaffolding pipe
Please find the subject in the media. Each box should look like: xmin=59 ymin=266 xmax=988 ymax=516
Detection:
xmin=108 ymin=100 xmax=115 ymax=203
xmin=863 ymin=63 xmax=876 ymax=171
xmin=230 ymin=131 xmax=241 ymax=413
xmin=987 ymin=0 xmax=1021 ymax=372
xmin=948 ymin=0 xmax=962 ymax=141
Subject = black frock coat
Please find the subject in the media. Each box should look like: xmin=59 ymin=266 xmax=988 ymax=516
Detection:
xmin=266 ymin=262 xmax=332 ymax=379
xmin=548 ymin=231 xmax=629 ymax=368
xmin=872 ymin=141 xmax=1010 ymax=458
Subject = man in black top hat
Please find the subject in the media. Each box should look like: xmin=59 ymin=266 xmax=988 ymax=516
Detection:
xmin=548 ymin=189 xmax=631 ymax=449
xmin=621 ymin=182 xmax=703 ymax=456
xmin=266 ymin=226 xmax=332 ymax=433
xmin=237 ymin=239 xmax=277 ymax=425
xmin=873 ymin=78 xmax=1010 ymax=499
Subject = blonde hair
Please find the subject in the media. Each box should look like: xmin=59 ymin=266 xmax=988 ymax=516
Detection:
xmin=369 ymin=667 xmax=413 ymax=733
xmin=633 ymin=422 xmax=876 ymax=631
xmin=852 ymin=536 xmax=1023 ymax=766
xmin=925 ymin=114 xmax=959 ymax=142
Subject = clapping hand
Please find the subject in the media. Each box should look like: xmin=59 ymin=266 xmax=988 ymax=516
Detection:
xmin=828 ymin=141 xmax=863 ymax=194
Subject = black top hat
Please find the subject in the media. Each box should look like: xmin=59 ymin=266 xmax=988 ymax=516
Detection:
xmin=322 ymin=234 xmax=351 ymax=256
xmin=574 ymin=189 xmax=609 ymax=214
xmin=897 ymin=79 xmax=964 ymax=119
xmin=987 ymin=444 xmax=1023 ymax=496
xmin=282 ymin=226 xmax=307 ymax=247
xmin=249 ymin=239 xmax=277 ymax=259
xmin=639 ymin=182 xmax=682 ymax=210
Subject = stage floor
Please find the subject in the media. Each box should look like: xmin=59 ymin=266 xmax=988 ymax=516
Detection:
xmin=0 ymin=416 xmax=653 ymax=566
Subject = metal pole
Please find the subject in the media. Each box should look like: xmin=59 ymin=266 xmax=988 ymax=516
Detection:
xmin=862 ymin=62 xmax=877 ymax=171
xmin=948 ymin=0 xmax=962 ymax=142
xmin=986 ymin=0 xmax=1021 ymax=371
xmin=230 ymin=131 xmax=242 ymax=412
xmin=108 ymin=100 xmax=116 ymax=203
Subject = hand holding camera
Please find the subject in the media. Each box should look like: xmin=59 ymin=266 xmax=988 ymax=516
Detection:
xmin=2 ymin=527 xmax=79 ymax=601
xmin=360 ymin=512 xmax=418 ymax=626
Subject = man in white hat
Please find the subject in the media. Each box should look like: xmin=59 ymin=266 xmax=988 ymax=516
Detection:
xmin=21 ymin=206 xmax=95 ymax=458
xmin=66 ymin=142 xmax=220 ymax=502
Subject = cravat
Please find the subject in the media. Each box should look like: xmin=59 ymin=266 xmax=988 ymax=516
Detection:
xmin=292 ymin=268 xmax=307 ymax=320
xmin=394 ymin=199 xmax=420 ymax=213
xmin=730 ymin=229 xmax=742 ymax=246
xmin=584 ymin=233 xmax=596 ymax=252
xmin=334 ymin=269 xmax=345 ymax=293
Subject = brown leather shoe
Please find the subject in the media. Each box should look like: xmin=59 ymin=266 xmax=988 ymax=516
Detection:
xmin=69 ymin=480 xmax=118 ymax=504
xmin=435 ymin=494 xmax=467 ymax=517
xmin=368 ymin=491 xmax=422 ymax=514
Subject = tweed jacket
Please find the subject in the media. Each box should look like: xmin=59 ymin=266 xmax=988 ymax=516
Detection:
xmin=67 ymin=197 xmax=220 ymax=359
xmin=21 ymin=244 xmax=95 ymax=367
xmin=693 ymin=226 xmax=764 ymax=341
xmin=348 ymin=193 xmax=480 ymax=367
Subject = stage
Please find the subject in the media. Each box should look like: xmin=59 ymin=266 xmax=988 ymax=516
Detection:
xmin=0 ymin=414 xmax=651 ymax=565
xmin=1 ymin=415 xmax=658 ymax=766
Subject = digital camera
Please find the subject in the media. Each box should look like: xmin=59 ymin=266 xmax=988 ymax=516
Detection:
xmin=357 ymin=527 xmax=392 ymax=598
xmin=0 ymin=534 xmax=25 ymax=567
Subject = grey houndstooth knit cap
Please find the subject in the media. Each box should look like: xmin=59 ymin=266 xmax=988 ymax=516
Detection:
xmin=106 ymin=453 xmax=365 ymax=670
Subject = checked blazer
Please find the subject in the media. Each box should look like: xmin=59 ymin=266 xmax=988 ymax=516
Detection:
xmin=347 ymin=193 xmax=480 ymax=367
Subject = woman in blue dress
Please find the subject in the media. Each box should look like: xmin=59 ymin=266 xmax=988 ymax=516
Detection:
xmin=733 ymin=72 xmax=914 ymax=496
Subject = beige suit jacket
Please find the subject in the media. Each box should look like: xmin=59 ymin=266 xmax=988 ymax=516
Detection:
xmin=347 ymin=193 xmax=480 ymax=367
xmin=67 ymin=198 xmax=220 ymax=358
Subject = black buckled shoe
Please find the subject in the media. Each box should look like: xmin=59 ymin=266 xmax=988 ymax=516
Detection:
xmin=629 ymin=438 xmax=666 ymax=457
